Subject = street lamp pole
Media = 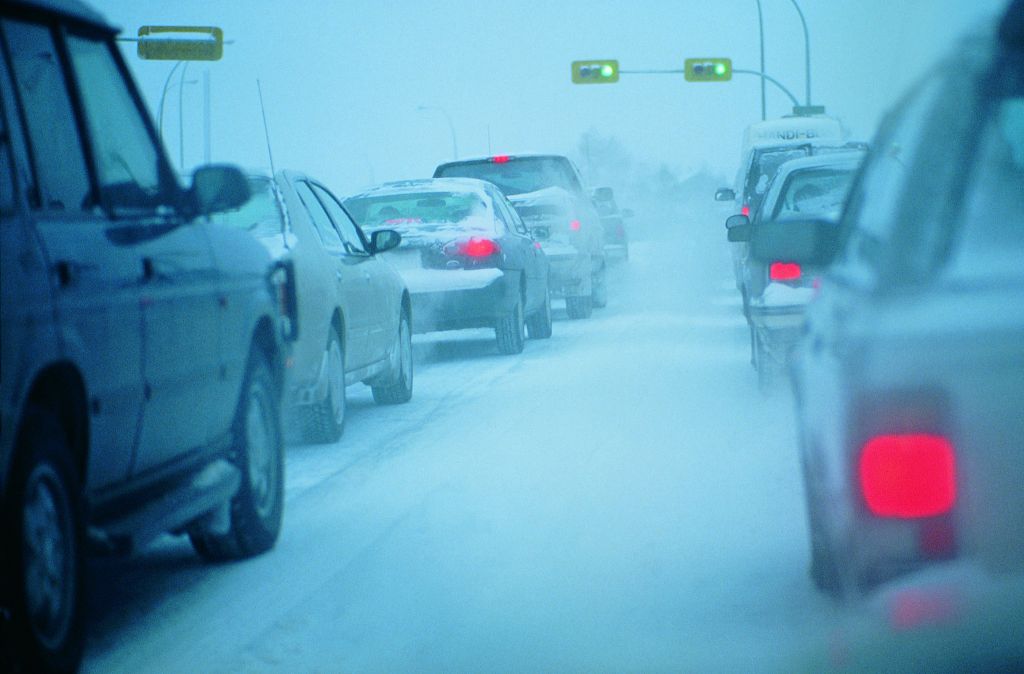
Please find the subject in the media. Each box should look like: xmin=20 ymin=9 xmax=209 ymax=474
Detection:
xmin=788 ymin=0 xmax=812 ymax=105
xmin=417 ymin=105 xmax=458 ymax=160
xmin=754 ymin=0 xmax=766 ymax=121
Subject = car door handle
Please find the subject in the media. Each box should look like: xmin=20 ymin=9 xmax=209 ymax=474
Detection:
xmin=54 ymin=260 xmax=97 ymax=287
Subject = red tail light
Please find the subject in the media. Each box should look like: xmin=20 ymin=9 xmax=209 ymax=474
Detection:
xmin=770 ymin=262 xmax=801 ymax=281
xmin=569 ymin=219 xmax=581 ymax=231
xmin=741 ymin=204 xmax=750 ymax=216
xmin=490 ymin=155 xmax=510 ymax=163
xmin=453 ymin=237 xmax=500 ymax=258
xmin=859 ymin=434 xmax=956 ymax=518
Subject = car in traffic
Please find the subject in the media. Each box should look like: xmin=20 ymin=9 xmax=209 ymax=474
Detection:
xmin=714 ymin=114 xmax=864 ymax=291
xmin=0 ymin=2 xmax=294 ymax=669
xmin=508 ymin=186 xmax=600 ymax=319
xmin=433 ymin=154 xmax=608 ymax=315
xmin=590 ymin=186 xmax=631 ymax=260
xmin=210 ymin=171 xmax=412 ymax=444
xmin=343 ymin=178 xmax=552 ymax=355
xmin=772 ymin=6 xmax=1024 ymax=597
xmin=725 ymin=151 xmax=864 ymax=387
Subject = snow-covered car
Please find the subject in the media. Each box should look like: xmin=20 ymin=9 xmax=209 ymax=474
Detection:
xmin=433 ymin=154 xmax=608 ymax=316
xmin=784 ymin=9 xmax=1024 ymax=596
xmin=725 ymin=151 xmax=864 ymax=387
xmin=344 ymin=178 xmax=551 ymax=355
xmin=210 ymin=171 xmax=412 ymax=443
xmin=509 ymin=187 xmax=602 ymax=319
xmin=0 ymin=2 xmax=293 ymax=669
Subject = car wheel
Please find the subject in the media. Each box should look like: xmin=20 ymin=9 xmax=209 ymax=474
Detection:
xmin=526 ymin=288 xmax=553 ymax=339
xmin=565 ymin=294 xmax=593 ymax=320
xmin=191 ymin=352 xmax=284 ymax=560
xmin=495 ymin=294 xmax=526 ymax=355
xmin=591 ymin=262 xmax=608 ymax=309
xmin=3 ymin=410 xmax=86 ymax=673
xmin=372 ymin=311 xmax=414 ymax=404
xmin=301 ymin=330 xmax=346 ymax=443
xmin=754 ymin=330 xmax=775 ymax=392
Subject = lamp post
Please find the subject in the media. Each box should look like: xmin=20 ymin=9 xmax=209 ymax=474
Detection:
xmin=754 ymin=0 xmax=766 ymax=120
xmin=788 ymin=0 xmax=812 ymax=105
xmin=417 ymin=105 xmax=458 ymax=160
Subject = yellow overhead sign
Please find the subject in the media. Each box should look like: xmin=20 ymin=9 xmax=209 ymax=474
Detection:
xmin=137 ymin=26 xmax=223 ymax=61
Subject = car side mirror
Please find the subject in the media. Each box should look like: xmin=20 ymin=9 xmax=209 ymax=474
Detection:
xmin=370 ymin=229 xmax=402 ymax=254
xmin=531 ymin=226 xmax=551 ymax=241
xmin=750 ymin=217 xmax=841 ymax=267
xmin=620 ymin=208 xmax=634 ymax=218
xmin=189 ymin=164 xmax=250 ymax=217
xmin=726 ymin=214 xmax=751 ymax=242
xmin=593 ymin=186 xmax=614 ymax=201
xmin=715 ymin=187 xmax=736 ymax=202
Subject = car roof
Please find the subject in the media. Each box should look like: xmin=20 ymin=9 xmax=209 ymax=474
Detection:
xmin=773 ymin=151 xmax=865 ymax=176
xmin=436 ymin=153 xmax=570 ymax=167
xmin=344 ymin=177 xmax=496 ymax=201
xmin=6 ymin=0 xmax=115 ymax=32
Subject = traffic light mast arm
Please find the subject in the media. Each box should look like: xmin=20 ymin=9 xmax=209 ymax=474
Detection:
xmin=732 ymin=69 xmax=799 ymax=107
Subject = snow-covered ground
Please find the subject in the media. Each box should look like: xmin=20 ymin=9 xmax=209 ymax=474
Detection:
xmin=81 ymin=204 xmax=850 ymax=672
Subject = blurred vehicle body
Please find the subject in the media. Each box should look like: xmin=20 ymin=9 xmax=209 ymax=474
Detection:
xmin=786 ymin=6 xmax=1024 ymax=596
xmin=433 ymin=154 xmax=607 ymax=315
xmin=728 ymin=151 xmax=864 ymax=387
xmin=0 ymin=1 xmax=293 ymax=669
xmin=590 ymin=186 xmax=630 ymax=260
xmin=211 ymin=172 xmax=412 ymax=443
xmin=509 ymin=187 xmax=597 ymax=319
xmin=344 ymin=178 xmax=551 ymax=355
xmin=717 ymin=114 xmax=863 ymax=292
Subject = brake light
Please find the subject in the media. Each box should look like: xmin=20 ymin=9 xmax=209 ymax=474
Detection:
xmin=741 ymin=204 xmax=750 ymax=216
xmin=859 ymin=434 xmax=956 ymax=518
xmin=491 ymin=155 xmax=510 ymax=164
xmin=770 ymin=262 xmax=801 ymax=281
xmin=454 ymin=237 xmax=500 ymax=258
xmin=570 ymin=219 xmax=581 ymax=231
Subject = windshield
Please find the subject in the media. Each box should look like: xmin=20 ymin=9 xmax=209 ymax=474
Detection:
xmin=208 ymin=176 xmax=284 ymax=238
xmin=34 ymin=2 xmax=1023 ymax=673
xmin=435 ymin=157 xmax=581 ymax=196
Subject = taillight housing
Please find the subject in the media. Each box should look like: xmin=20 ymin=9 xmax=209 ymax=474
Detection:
xmin=268 ymin=260 xmax=299 ymax=342
xmin=859 ymin=434 xmax=956 ymax=518
xmin=490 ymin=155 xmax=511 ymax=163
xmin=741 ymin=204 xmax=750 ymax=216
xmin=769 ymin=261 xmax=801 ymax=281
xmin=569 ymin=219 xmax=581 ymax=231
xmin=436 ymin=237 xmax=502 ymax=268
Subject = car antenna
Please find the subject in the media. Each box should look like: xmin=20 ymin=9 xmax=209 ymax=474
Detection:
xmin=257 ymin=78 xmax=276 ymax=176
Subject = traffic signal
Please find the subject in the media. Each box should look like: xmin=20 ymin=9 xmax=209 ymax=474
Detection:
xmin=684 ymin=58 xmax=732 ymax=82
xmin=572 ymin=60 xmax=619 ymax=84
xmin=137 ymin=26 xmax=224 ymax=61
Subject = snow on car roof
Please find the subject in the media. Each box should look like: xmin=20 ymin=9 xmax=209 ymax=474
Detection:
xmin=346 ymin=177 xmax=495 ymax=201
xmin=770 ymin=150 xmax=866 ymax=179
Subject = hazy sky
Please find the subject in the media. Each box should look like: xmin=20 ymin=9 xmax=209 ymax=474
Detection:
xmin=92 ymin=0 xmax=1008 ymax=194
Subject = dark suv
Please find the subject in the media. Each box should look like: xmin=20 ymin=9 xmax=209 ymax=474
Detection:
xmin=0 ymin=1 xmax=293 ymax=669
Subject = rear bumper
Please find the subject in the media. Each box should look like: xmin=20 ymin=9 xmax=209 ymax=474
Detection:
xmin=544 ymin=250 xmax=591 ymax=298
xmin=406 ymin=269 xmax=518 ymax=333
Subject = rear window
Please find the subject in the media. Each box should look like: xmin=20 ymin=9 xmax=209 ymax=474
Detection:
xmin=946 ymin=95 xmax=1024 ymax=282
xmin=435 ymin=157 xmax=580 ymax=196
xmin=771 ymin=167 xmax=857 ymax=220
xmin=344 ymin=190 xmax=495 ymax=237
xmin=208 ymin=176 xmax=283 ymax=238
xmin=513 ymin=203 xmax=567 ymax=223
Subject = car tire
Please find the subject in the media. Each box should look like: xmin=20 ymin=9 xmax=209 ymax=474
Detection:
xmin=495 ymin=294 xmax=526 ymax=355
xmin=800 ymin=457 xmax=844 ymax=597
xmin=591 ymin=262 xmax=608 ymax=309
xmin=191 ymin=352 xmax=284 ymax=561
xmin=3 ymin=409 xmax=86 ymax=673
xmin=565 ymin=294 xmax=593 ymax=320
xmin=372 ymin=311 xmax=414 ymax=404
xmin=300 ymin=330 xmax=346 ymax=443
xmin=526 ymin=288 xmax=553 ymax=340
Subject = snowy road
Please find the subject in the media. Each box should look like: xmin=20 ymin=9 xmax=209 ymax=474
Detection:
xmin=82 ymin=211 xmax=846 ymax=672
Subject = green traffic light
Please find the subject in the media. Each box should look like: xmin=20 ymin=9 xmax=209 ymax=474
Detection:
xmin=714 ymin=62 xmax=727 ymax=76
xmin=601 ymin=64 xmax=614 ymax=78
